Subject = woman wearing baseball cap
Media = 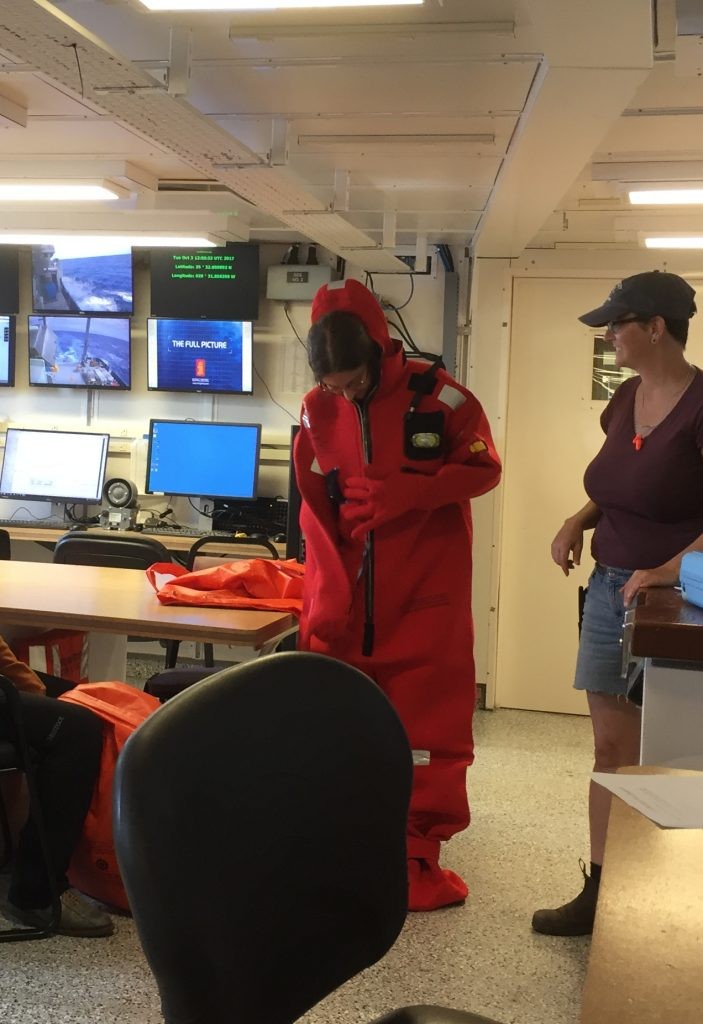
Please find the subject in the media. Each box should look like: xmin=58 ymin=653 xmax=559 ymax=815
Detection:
xmin=533 ymin=270 xmax=703 ymax=936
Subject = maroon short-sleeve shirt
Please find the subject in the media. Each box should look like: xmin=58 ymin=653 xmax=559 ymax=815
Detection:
xmin=584 ymin=368 xmax=703 ymax=570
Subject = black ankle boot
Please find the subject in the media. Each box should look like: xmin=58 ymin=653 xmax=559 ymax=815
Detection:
xmin=531 ymin=860 xmax=599 ymax=936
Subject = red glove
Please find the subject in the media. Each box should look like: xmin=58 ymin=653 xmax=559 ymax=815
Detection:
xmin=343 ymin=460 xmax=499 ymax=540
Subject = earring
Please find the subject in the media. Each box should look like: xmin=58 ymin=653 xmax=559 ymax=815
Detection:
xmin=651 ymin=335 xmax=658 ymax=345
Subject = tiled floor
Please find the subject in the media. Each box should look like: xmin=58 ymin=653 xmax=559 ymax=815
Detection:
xmin=0 ymin=686 xmax=594 ymax=1024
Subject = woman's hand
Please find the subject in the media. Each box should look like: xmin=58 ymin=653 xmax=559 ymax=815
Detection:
xmin=551 ymin=517 xmax=584 ymax=576
xmin=620 ymin=563 xmax=679 ymax=608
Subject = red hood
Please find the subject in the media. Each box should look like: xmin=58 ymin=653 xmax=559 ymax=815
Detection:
xmin=311 ymin=279 xmax=393 ymax=356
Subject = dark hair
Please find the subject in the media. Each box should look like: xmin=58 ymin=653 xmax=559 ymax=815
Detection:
xmin=663 ymin=317 xmax=689 ymax=346
xmin=634 ymin=314 xmax=690 ymax=347
xmin=307 ymin=311 xmax=379 ymax=381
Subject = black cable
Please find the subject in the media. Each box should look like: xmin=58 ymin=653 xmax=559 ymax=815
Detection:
xmin=386 ymin=318 xmax=420 ymax=353
xmin=188 ymin=496 xmax=213 ymax=519
xmin=284 ymin=303 xmax=308 ymax=351
xmin=394 ymin=307 xmax=420 ymax=352
xmin=253 ymin=362 xmax=298 ymax=422
xmin=67 ymin=43 xmax=85 ymax=98
xmin=389 ymin=273 xmax=415 ymax=312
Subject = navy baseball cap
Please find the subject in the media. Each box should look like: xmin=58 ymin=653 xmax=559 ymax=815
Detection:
xmin=579 ymin=270 xmax=697 ymax=327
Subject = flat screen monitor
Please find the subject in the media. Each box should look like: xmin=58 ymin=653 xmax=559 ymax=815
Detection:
xmin=149 ymin=244 xmax=259 ymax=321
xmin=146 ymin=318 xmax=253 ymax=394
xmin=0 ymin=316 xmax=16 ymax=387
xmin=0 ymin=247 xmax=20 ymax=313
xmin=28 ymin=315 xmax=131 ymax=390
xmin=146 ymin=419 xmax=261 ymax=501
xmin=0 ymin=428 xmax=110 ymax=503
xmin=31 ymin=242 xmax=133 ymax=314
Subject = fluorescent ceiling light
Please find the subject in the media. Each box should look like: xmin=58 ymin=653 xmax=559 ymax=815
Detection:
xmin=0 ymin=183 xmax=122 ymax=202
xmin=0 ymin=233 xmax=219 ymax=248
xmin=643 ymin=236 xmax=703 ymax=249
xmin=140 ymin=0 xmax=422 ymax=9
xmin=630 ymin=188 xmax=703 ymax=205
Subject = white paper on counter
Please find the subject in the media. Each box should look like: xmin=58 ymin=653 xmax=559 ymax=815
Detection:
xmin=591 ymin=772 xmax=703 ymax=829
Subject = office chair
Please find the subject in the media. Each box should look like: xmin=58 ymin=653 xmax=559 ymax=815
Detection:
xmin=0 ymin=528 xmax=11 ymax=561
xmin=0 ymin=675 xmax=61 ymax=942
xmin=52 ymin=532 xmax=171 ymax=570
xmin=145 ymin=533 xmax=284 ymax=702
xmin=114 ymin=652 xmax=504 ymax=1024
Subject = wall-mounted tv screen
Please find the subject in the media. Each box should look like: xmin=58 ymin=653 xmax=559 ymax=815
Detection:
xmin=146 ymin=419 xmax=261 ymax=500
xmin=28 ymin=315 xmax=131 ymax=390
xmin=0 ymin=247 xmax=20 ymax=313
xmin=146 ymin=318 xmax=253 ymax=394
xmin=31 ymin=241 xmax=133 ymax=314
xmin=0 ymin=427 xmax=110 ymax=503
xmin=149 ymin=244 xmax=259 ymax=321
xmin=0 ymin=316 xmax=16 ymax=387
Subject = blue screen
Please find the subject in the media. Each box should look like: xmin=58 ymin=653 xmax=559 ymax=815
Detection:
xmin=146 ymin=420 xmax=261 ymax=500
xmin=28 ymin=315 xmax=131 ymax=389
xmin=146 ymin=318 xmax=253 ymax=394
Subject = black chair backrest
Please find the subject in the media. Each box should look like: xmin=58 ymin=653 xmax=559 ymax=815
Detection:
xmin=53 ymin=533 xmax=171 ymax=570
xmin=0 ymin=528 xmax=10 ymax=561
xmin=114 ymin=651 xmax=413 ymax=1024
xmin=186 ymin=533 xmax=279 ymax=569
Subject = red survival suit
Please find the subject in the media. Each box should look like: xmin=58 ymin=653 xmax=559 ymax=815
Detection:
xmin=294 ymin=279 xmax=501 ymax=911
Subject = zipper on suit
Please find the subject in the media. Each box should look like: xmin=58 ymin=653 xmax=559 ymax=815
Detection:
xmin=354 ymin=397 xmax=375 ymax=657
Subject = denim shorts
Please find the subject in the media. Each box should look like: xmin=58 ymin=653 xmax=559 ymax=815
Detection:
xmin=573 ymin=563 xmax=634 ymax=697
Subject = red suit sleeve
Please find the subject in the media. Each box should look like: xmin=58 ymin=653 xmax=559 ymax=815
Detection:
xmin=293 ymin=413 xmax=355 ymax=642
xmin=342 ymin=388 xmax=501 ymax=538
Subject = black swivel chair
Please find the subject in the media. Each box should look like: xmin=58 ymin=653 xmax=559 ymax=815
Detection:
xmin=0 ymin=675 xmax=61 ymax=942
xmin=113 ymin=651 xmax=505 ymax=1024
xmin=0 ymin=528 xmax=11 ymax=561
xmin=52 ymin=532 xmax=171 ymax=570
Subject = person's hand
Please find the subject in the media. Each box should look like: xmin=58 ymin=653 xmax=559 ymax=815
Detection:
xmin=620 ymin=564 xmax=679 ymax=608
xmin=551 ymin=518 xmax=584 ymax=576
xmin=342 ymin=472 xmax=423 ymax=539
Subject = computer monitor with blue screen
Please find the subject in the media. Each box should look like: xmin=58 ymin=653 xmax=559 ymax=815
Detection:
xmin=146 ymin=420 xmax=261 ymax=500
xmin=146 ymin=318 xmax=253 ymax=394
xmin=0 ymin=316 xmax=16 ymax=386
xmin=0 ymin=428 xmax=110 ymax=502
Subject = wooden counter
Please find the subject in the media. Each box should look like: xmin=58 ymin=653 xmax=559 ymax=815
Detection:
xmin=628 ymin=586 xmax=703 ymax=661
xmin=581 ymin=767 xmax=703 ymax=1024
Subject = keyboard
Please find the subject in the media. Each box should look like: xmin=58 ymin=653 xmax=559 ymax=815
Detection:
xmin=139 ymin=527 xmax=277 ymax=542
xmin=0 ymin=517 xmax=68 ymax=529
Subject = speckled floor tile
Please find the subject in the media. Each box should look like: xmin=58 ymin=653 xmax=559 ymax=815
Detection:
xmin=0 ymin=706 xmax=594 ymax=1024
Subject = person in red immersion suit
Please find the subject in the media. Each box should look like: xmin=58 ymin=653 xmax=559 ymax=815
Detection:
xmin=293 ymin=279 xmax=501 ymax=911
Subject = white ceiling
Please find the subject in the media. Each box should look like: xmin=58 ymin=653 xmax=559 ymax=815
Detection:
xmin=0 ymin=0 xmax=698 ymax=270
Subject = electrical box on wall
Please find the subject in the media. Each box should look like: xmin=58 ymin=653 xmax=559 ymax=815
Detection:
xmin=266 ymin=264 xmax=333 ymax=301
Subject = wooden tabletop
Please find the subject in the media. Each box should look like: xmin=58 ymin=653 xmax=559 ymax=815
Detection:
xmin=580 ymin=766 xmax=703 ymax=1024
xmin=0 ymin=559 xmax=295 ymax=648
xmin=629 ymin=587 xmax=703 ymax=661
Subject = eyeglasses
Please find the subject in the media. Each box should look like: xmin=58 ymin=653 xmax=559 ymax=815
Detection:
xmin=605 ymin=316 xmax=646 ymax=333
xmin=318 ymin=368 xmax=369 ymax=395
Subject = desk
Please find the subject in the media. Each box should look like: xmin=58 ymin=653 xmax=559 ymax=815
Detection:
xmin=0 ymin=560 xmax=296 ymax=678
xmin=3 ymin=524 xmax=285 ymax=558
xmin=623 ymin=588 xmax=703 ymax=768
xmin=580 ymin=767 xmax=703 ymax=1024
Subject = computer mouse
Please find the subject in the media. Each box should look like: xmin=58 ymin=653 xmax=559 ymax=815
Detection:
xmin=273 ymin=533 xmax=286 ymax=543
xmin=69 ymin=523 xmax=88 ymax=532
